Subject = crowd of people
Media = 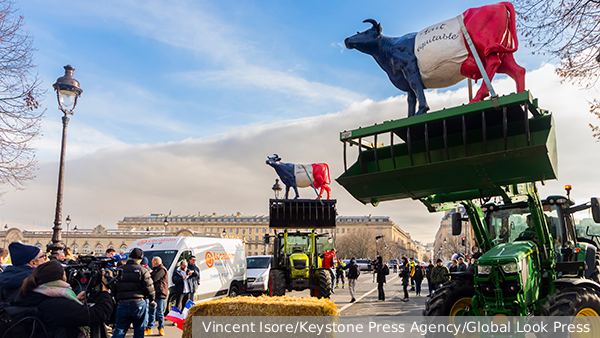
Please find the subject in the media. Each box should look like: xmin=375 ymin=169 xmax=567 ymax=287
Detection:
xmin=0 ymin=242 xmax=200 ymax=338
xmin=333 ymin=253 xmax=473 ymax=303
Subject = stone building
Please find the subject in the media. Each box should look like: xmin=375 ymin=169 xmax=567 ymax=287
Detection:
xmin=0 ymin=213 xmax=428 ymax=260
xmin=432 ymin=207 xmax=472 ymax=260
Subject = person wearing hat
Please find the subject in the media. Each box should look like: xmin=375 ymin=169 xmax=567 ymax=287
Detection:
xmin=457 ymin=255 xmax=467 ymax=272
xmin=430 ymin=258 xmax=450 ymax=291
xmin=14 ymin=260 xmax=114 ymax=337
xmin=112 ymin=248 xmax=155 ymax=338
xmin=0 ymin=242 xmax=47 ymax=303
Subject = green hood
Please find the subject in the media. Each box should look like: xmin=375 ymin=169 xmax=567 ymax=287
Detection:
xmin=478 ymin=241 xmax=537 ymax=265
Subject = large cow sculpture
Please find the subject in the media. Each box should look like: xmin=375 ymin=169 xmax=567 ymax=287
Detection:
xmin=266 ymin=154 xmax=331 ymax=199
xmin=345 ymin=1 xmax=525 ymax=117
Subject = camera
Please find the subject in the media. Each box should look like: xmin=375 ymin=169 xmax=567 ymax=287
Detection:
xmin=65 ymin=255 xmax=126 ymax=302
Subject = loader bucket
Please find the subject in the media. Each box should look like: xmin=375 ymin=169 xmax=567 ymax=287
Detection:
xmin=269 ymin=199 xmax=337 ymax=228
xmin=336 ymin=91 xmax=557 ymax=205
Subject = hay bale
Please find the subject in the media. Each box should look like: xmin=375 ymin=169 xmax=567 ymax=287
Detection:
xmin=182 ymin=296 xmax=338 ymax=338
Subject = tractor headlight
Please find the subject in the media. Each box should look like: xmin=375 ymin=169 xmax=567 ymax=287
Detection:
xmin=501 ymin=262 xmax=519 ymax=274
xmin=478 ymin=265 xmax=492 ymax=275
xmin=256 ymin=275 xmax=267 ymax=283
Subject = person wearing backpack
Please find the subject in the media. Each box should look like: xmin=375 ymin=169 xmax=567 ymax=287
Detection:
xmin=399 ymin=256 xmax=411 ymax=302
xmin=375 ymin=256 xmax=388 ymax=301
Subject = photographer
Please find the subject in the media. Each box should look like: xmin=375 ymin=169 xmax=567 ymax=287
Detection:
xmin=112 ymin=248 xmax=155 ymax=338
xmin=14 ymin=260 xmax=113 ymax=338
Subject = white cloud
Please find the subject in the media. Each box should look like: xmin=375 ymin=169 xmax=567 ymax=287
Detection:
xmin=2 ymin=65 xmax=599 ymax=244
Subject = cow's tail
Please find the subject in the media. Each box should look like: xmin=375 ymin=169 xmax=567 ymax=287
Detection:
xmin=324 ymin=164 xmax=331 ymax=185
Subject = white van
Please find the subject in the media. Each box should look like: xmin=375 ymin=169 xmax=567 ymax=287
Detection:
xmin=125 ymin=236 xmax=246 ymax=310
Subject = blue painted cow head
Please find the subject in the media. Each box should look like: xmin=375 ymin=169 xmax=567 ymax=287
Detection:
xmin=266 ymin=154 xmax=281 ymax=166
xmin=345 ymin=19 xmax=382 ymax=54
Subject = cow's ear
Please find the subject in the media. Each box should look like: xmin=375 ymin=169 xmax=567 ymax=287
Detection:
xmin=376 ymin=24 xmax=382 ymax=35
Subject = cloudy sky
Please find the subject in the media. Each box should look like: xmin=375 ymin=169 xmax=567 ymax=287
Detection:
xmin=1 ymin=1 xmax=599 ymax=243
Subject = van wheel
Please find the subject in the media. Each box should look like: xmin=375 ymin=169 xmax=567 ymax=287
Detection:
xmin=164 ymin=294 xmax=177 ymax=315
xmin=229 ymin=284 xmax=239 ymax=297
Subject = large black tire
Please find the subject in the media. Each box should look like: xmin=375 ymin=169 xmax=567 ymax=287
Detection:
xmin=590 ymin=253 xmax=600 ymax=284
xmin=268 ymin=269 xmax=286 ymax=296
xmin=229 ymin=284 xmax=239 ymax=297
xmin=542 ymin=287 xmax=600 ymax=316
xmin=313 ymin=269 xmax=332 ymax=299
xmin=424 ymin=279 xmax=475 ymax=316
xmin=164 ymin=293 xmax=177 ymax=316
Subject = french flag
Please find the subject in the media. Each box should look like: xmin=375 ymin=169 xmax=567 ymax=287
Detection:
xmin=165 ymin=300 xmax=195 ymax=330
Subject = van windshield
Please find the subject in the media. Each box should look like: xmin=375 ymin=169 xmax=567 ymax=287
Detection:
xmin=247 ymin=257 xmax=271 ymax=269
xmin=142 ymin=250 xmax=178 ymax=269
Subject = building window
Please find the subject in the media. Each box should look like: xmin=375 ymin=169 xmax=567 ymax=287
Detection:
xmin=242 ymin=229 xmax=246 ymax=234
xmin=262 ymin=229 xmax=265 ymax=233
xmin=249 ymin=228 xmax=252 ymax=234
xmin=342 ymin=229 xmax=345 ymax=234
xmin=83 ymin=244 xmax=91 ymax=254
xmin=120 ymin=244 xmax=128 ymax=253
xmin=230 ymin=228 xmax=233 ymax=233
xmin=71 ymin=244 xmax=79 ymax=253
xmin=236 ymin=228 xmax=239 ymax=234
xmin=210 ymin=228 xmax=213 ymax=232
xmin=95 ymin=244 xmax=104 ymax=254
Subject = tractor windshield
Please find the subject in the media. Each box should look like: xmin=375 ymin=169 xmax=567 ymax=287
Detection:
xmin=485 ymin=203 xmax=564 ymax=246
xmin=316 ymin=234 xmax=335 ymax=256
xmin=286 ymin=234 xmax=311 ymax=255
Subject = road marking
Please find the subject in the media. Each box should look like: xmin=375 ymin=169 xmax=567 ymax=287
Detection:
xmin=338 ymin=275 xmax=398 ymax=313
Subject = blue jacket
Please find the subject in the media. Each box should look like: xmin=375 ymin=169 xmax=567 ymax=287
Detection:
xmin=0 ymin=264 xmax=34 ymax=303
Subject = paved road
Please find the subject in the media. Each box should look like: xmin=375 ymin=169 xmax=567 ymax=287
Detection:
xmin=120 ymin=273 xmax=430 ymax=337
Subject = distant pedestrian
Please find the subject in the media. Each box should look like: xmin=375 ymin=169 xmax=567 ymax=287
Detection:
xmin=371 ymin=258 xmax=379 ymax=283
xmin=344 ymin=258 xmax=360 ymax=302
xmin=409 ymin=258 xmax=416 ymax=291
xmin=335 ymin=259 xmax=346 ymax=289
xmin=399 ymin=257 xmax=410 ymax=302
xmin=457 ymin=256 xmax=467 ymax=272
xmin=0 ymin=248 xmax=9 ymax=273
xmin=188 ymin=255 xmax=201 ymax=297
xmin=431 ymin=258 xmax=449 ymax=290
xmin=375 ymin=256 xmax=388 ymax=301
xmin=449 ymin=259 xmax=458 ymax=273
xmin=413 ymin=261 xmax=424 ymax=296
xmin=426 ymin=260 xmax=435 ymax=296
xmin=323 ymin=249 xmax=336 ymax=294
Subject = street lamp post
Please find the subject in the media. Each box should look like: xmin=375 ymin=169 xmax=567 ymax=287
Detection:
xmin=48 ymin=65 xmax=82 ymax=254
xmin=164 ymin=216 xmax=169 ymax=234
xmin=65 ymin=215 xmax=71 ymax=249
xmin=272 ymin=179 xmax=282 ymax=199
xmin=3 ymin=224 xmax=7 ymax=248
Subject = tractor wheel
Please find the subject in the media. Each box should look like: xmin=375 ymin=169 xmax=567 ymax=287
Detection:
xmin=268 ymin=269 xmax=286 ymax=297
xmin=313 ymin=269 xmax=332 ymax=299
xmin=542 ymin=287 xmax=600 ymax=316
xmin=590 ymin=253 xmax=600 ymax=284
xmin=424 ymin=279 xmax=475 ymax=316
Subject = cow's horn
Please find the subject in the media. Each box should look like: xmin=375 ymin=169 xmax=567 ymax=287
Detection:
xmin=362 ymin=19 xmax=381 ymax=34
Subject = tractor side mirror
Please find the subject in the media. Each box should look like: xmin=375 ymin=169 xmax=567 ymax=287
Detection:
xmin=452 ymin=213 xmax=462 ymax=235
xmin=592 ymin=198 xmax=600 ymax=223
xmin=264 ymin=234 xmax=270 ymax=244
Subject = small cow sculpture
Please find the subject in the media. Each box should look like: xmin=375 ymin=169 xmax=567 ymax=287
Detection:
xmin=266 ymin=154 xmax=331 ymax=199
xmin=345 ymin=1 xmax=525 ymax=117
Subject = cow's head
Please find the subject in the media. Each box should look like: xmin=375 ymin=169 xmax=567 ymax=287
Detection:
xmin=266 ymin=154 xmax=281 ymax=166
xmin=345 ymin=19 xmax=382 ymax=54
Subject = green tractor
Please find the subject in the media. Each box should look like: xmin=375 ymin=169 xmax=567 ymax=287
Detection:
xmin=335 ymin=91 xmax=600 ymax=317
xmin=267 ymin=229 xmax=335 ymax=298
xmin=425 ymin=183 xmax=600 ymax=316
xmin=266 ymin=198 xmax=337 ymax=298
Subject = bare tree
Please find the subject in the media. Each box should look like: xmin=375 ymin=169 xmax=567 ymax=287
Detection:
xmin=514 ymin=0 xmax=600 ymax=138
xmin=0 ymin=0 xmax=43 ymax=192
xmin=336 ymin=228 xmax=377 ymax=260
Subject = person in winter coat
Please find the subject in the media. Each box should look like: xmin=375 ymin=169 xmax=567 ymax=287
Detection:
xmin=413 ymin=261 xmax=424 ymax=296
xmin=457 ymin=256 xmax=467 ymax=272
xmin=113 ymin=248 xmax=155 ymax=338
xmin=172 ymin=260 xmax=197 ymax=311
xmin=0 ymin=242 xmax=46 ymax=304
xmin=449 ymin=259 xmax=458 ymax=273
xmin=146 ymin=256 xmax=169 ymax=336
xmin=375 ymin=256 xmax=389 ymax=301
xmin=188 ymin=255 xmax=201 ymax=295
xmin=399 ymin=257 xmax=410 ymax=302
xmin=343 ymin=258 xmax=360 ymax=303
xmin=335 ymin=259 xmax=346 ymax=289
xmin=431 ymin=258 xmax=450 ymax=290
xmin=426 ymin=260 xmax=435 ymax=296
xmin=14 ymin=260 xmax=114 ymax=338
